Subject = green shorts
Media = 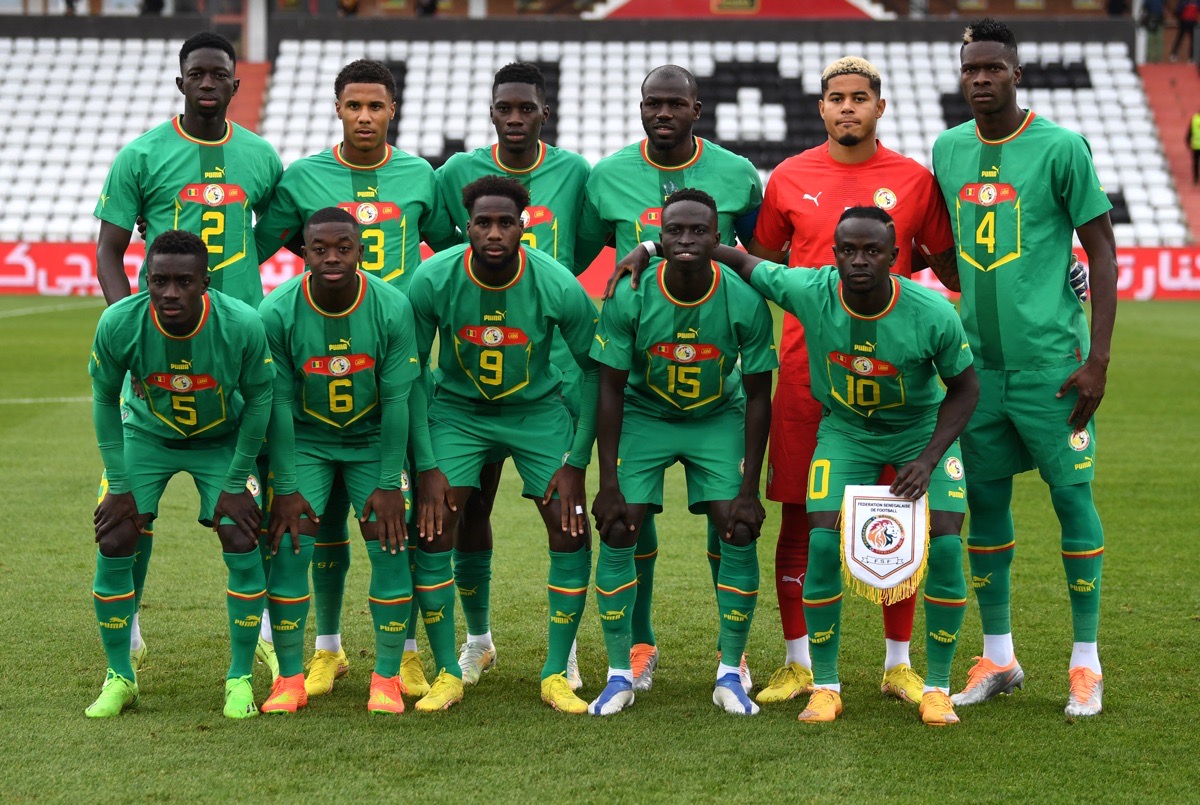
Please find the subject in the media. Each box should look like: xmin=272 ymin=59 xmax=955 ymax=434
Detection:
xmin=294 ymin=440 xmax=412 ymax=521
xmin=964 ymin=365 xmax=1097 ymax=485
xmin=429 ymin=396 xmax=574 ymax=498
xmin=618 ymin=405 xmax=745 ymax=514
xmin=97 ymin=428 xmax=262 ymax=528
xmin=806 ymin=415 xmax=966 ymax=514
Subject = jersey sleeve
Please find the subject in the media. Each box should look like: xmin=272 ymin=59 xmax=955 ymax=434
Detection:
xmin=737 ymin=292 xmax=779 ymax=375
xmin=88 ymin=311 xmax=131 ymax=493
xmin=253 ymin=171 xmax=303 ymax=262
xmin=574 ymin=176 xmax=612 ymax=272
xmin=1057 ymin=133 xmax=1114 ymax=228
xmin=749 ymin=260 xmax=821 ymax=323
xmin=94 ymin=145 xmax=141 ymax=231
xmin=432 ymin=162 xmax=467 ymax=245
xmin=590 ymin=282 xmax=636 ymax=371
xmin=227 ymin=312 xmax=274 ymax=494
xmin=261 ymin=301 xmax=299 ymax=496
xmin=931 ymin=305 xmax=975 ymax=380
xmin=418 ymin=165 xmax=460 ymax=253
xmin=252 ymin=148 xmax=285 ymax=218
xmin=406 ymin=267 xmax=438 ymax=366
xmin=914 ymin=176 xmax=955 ymax=257
xmin=556 ymin=278 xmax=601 ymax=469
xmin=376 ymin=295 xmax=418 ymax=491
xmin=752 ymin=169 xmax=793 ymax=253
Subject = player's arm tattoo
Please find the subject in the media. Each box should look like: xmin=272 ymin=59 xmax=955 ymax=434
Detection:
xmin=922 ymin=247 xmax=961 ymax=293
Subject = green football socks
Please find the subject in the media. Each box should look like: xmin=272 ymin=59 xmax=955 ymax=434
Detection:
xmin=715 ymin=540 xmax=759 ymax=662
xmin=966 ymin=478 xmax=1016 ymax=635
xmin=366 ymin=541 xmax=412 ymax=677
xmin=265 ymin=534 xmax=315 ymax=678
xmin=802 ymin=527 xmax=843 ymax=687
xmin=311 ymin=489 xmax=352 ymax=639
xmin=923 ymin=535 xmax=967 ymax=690
xmin=1051 ymin=482 xmax=1104 ymax=643
xmin=543 ymin=547 xmax=590 ymax=679
xmin=454 ymin=548 xmax=493 ymax=637
xmin=595 ymin=542 xmax=637 ymax=671
xmin=631 ymin=515 xmax=658 ymax=646
xmin=413 ymin=548 xmax=462 ymax=679
xmin=223 ymin=550 xmax=267 ymax=679
xmin=93 ymin=551 xmax=136 ymax=681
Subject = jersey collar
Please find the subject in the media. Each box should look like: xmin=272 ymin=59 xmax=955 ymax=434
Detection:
xmin=333 ymin=143 xmax=392 ymax=171
xmin=492 ymin=141 xmax=545 ymax=174
xmin=150 ymin=293 xmax=211 ymax=339
xmin=641 ymin=137 xmax=703 ymax=171
xmin=464 ymin=247 xmax=526 ymax=290
xmin=172 ymin=116 xmax=232 ymax=146
xmin=838 ymin=276 xmax=900 ymax=320
xmin=976 ymin=110 xmax=1036 ymax=145
xmin=302 ymin=271 xmax=368 ymax=317
xmin=658 ymin=261 xmax=720 ymax=307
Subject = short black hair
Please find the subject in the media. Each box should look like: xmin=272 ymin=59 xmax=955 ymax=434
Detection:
xmin=962 ymin=17 xmax=1020 ymax=63
xmin=147 ymin=229 xmax=209 ymax=271
xmin=837 ymin=205 xmax=896 ymax=232
xmin=462 ymin=176 xmax=530 ymax=217
xmin=304 ymin=206 xmax=359 ymax=238
xmin=641 ymin=64 xmax=698 ymax=98
xmin=179 ymin=32 xmax=236 ymax=70
xmin=493 ymin=61 xmax=546 ymax=99
xmin=662 ymin=188 xmax=718 ymax=221
xmin=335 ymin=59 xmax=397 ymax=100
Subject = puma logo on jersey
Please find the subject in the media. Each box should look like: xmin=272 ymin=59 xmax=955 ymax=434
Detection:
xmin=594 ymin=334 xmax=609 ymax=349
xmin=204 ymin=166 xmax=226 ymax=179
xmin=803 ymin=192 xmax=822 ymax=206
xmin=676 ymin=327 xmax=700 ymax=340
xmin=981 ymin=165 xmax=1000 ymax=178
xmin=483 ymin=309 xmax=506 ymax=322
xmin=170 ymin=359 xmax=193 ymax=371
xmin=854 ymin=340 xmax=875 ymax=353
xmin=328 ymin=337 xmax=351 ymax=351
xmin=356 ymin=185 xmax=379 ymax=198
xmin=98 ymin=194 xmax=109 ymax=208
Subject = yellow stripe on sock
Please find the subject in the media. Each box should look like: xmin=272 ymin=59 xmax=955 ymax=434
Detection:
xmin=314 ymin=539 xmax=351 ymax=547
xmin=706 ymin=551 xmax=720 ymax=560
xmin=368 ymin=594 xmax=414 ymax=606
xmin=548 ymin=584 xmax=588 ymax=596
xmin=803 ymin=593 xmax=842 ymax=607
xmin=716 ymin=583 xmax=758 ymax=597
xmin=924 ymin=594 xmax=967 ymax=607
xmin=968 ymin=540 xmax=1016 ymax=554
xmin=227 ymin=588 xmax=266 ymax=601
xmin=415 ymin=578 xmax=454 ymax=592
xmin=93 ymin=590 xmax=135 ymax=602
xmin=267 ymin=594 xmax=310 ymax=604
xmin=596 ymin=579 xmax=637 ymax=597
xmin=634 ymin=549 xmax=658 ymax=560
xmin=1061 ymin=547 xmax=1104 ymax=558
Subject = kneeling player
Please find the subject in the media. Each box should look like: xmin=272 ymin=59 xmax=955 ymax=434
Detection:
xmin=87 ymin=230 xmax=273 ymax=718
xmin=590 ymin=189 xmax=776 ymax=716
xmin=258 ymin=208 xmax=430 ymax=715
xmin=409 ymin=176 xmax=599 ymax=714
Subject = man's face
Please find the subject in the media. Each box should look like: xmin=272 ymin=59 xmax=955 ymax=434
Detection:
xmin=303 ymin=221 xmax=363 ymax=292
xmin=490 ymin=82 xmax=548 ymax=151
xmin=819 ymin=73 xmax=884 ymax=147
xmin=336 ymin=82 xmax=396 ymax=153
xmin=640 ymin=72 xmax=701 ymax=153
xmin=467 ymin=195 xmax=525 ymax=272
xmin=147 ymin=253 xmax=209 ymax=329
xmin=833 ymin=217 xmax=898 ymax=295
xmin=177 ymin=48 xmax=238 ymax=118
xmin=960 ymin=41 xmax=1021 ymax=117
xmin=660 ymin=199 xmax=719 ymax=269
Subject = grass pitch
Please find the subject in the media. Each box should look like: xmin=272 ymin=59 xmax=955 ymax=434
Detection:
xmin=1 ymin=296 xmax=1196 ymax=802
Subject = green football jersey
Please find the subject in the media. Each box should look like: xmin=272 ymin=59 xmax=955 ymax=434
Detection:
xmin=435 ymin=142 xmax=591 ymax=272
xmin=88 ymin=289 xmax=274 ymax=493
xmin=575 ymin=137 xmax=763 ymax=271
xmin=259 ymin=270 xmax=420 ymax=445
xmin=591 ymin=262 xmax=777 ymax=420
xmin=95 ymin=117 xmax=282 ymax=306
xmin=750 ymin=263 xmax=973 ymax=429
xmin=932 ymin=112 xmax=1112 ymax=370
xmin=254 ymin=144 xmax=456 ymax=294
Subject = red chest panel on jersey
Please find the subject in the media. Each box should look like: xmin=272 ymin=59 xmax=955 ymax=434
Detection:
xmin=337 ymin=202 xmax=402 ymax=225
xmin=304 ymin=354 xmax=376 ymax=376
xmin=179 ymin=184 xmax=246 ymax=207
xmin=146 ymin=372 xmax=219 ymax=391
xmin=458 ymin=325 xmax=529 ymax=347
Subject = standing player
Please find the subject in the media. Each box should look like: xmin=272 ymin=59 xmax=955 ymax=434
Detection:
xmin=652 ymin=208 xmax=978 ymax=725
xmin=433 ymin=62 xmax=591 ymax=687
xmin=933 ymin=19 xmax=1117 ymax=717
xmin=409 ymin=176 xmax=600 ymax=715
xmin=254 ymin=58 xmax=457 ymax=700
xmin=746 ymin=57 xmax=958 ymax=706
xmin=589 ymin=190 xmax=776 ymax=717
xmin=256 ymin=208 xmax=432 ymax=715
xmin=87 ymin=230 xmax=273 ymax=718
xmin=578 ymin=65 xmax=763 ymax=691
xmin=93 ymin=31 xmax=282 ymax=675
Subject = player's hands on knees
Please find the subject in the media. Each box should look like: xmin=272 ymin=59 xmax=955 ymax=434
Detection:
xmin=417 ymin=467 xmax=454 ymax=541
xmin=362 ymin=488 xmax=407 ymax=554
xmin=725 ymin=493 xmax=766 ymax=541
xmin=1058 ymin=360 xmax=1107 ymax=432
xmin=604 ymin=243 xmax=654 ymax=299
xmin=891 ymin=458 xmax=934 ymax=500
xmin=268 ymin=492 xmax=316 ymax=555
xmin=591 ymin=484 xmax=633 ymax=538
xmin=213 ymin=490 xmax=262 ymax=543
xmin=545 ymin=465 xmax=588 ymax=536
xmin=94 ymin=491 xmax=141 ymax=539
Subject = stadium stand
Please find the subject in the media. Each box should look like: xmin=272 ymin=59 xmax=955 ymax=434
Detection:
xmin=0 ymin=34 xmax=1188 ymax=246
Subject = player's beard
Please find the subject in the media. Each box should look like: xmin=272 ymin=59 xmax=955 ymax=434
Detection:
xmin=836 ymin=132 xmax=863 ymax=147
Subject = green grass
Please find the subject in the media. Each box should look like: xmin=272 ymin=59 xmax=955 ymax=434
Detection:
xmin=1 ymin=297 xmax=1197 ymax=802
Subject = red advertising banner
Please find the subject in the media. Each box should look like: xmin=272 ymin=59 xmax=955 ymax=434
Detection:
xmin=2 ymin=241 xmax=1199 ymax=301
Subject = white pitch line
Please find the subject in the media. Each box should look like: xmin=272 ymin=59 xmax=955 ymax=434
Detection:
xmin=0 ymin=396 xmax=91 ymax=405
xmin=0 ymin=300 xmax=103 ymax=320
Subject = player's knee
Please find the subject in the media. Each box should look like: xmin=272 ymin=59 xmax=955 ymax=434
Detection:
xmin=601 ymin=525 xmax=637 ymax=549
xmin=549 ymin=529 xmax=587 ymax=554
xmin=97 ymin=526 xmax=138 ymax=558
xmin=217 ymin=527 xmax=258 ymax=555
xmin=930 ymin=510 xmax=965 ymax=537
xmin=721 ymin=522 xmax=756 ymax=548
xmin=807 ymin=511 xmax=838 ymax=531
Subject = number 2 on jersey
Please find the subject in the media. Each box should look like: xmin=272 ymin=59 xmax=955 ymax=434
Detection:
xmin=201 ymin=211 xmax=224 ymax=256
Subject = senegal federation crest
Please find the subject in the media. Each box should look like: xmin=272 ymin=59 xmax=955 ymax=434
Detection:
xmin=355 ymin=203 xmax=379 ymax=225
xmin=170 ymin=374 xmax=193 ymax=392
xmin=520 ymin=208 xmax=531 ymax=227
xmin=978 ymin=184 xmax=999 ymax=206
xmin=1068 ymin=430 xmax=1090 ymax=451
xmin=842 ymin=485 xmax=929 ymax=605
xmin=944 ymin=456 xmax=964 ymax=481
xmin=400 ymin=471 xmax=410 ymax=492
xmin=203 ymin=184 xmax=225 ymax=206
xmin=482 ymin=326 xmax=505 ymax=347
xmin=674 ymin=344 xmax=697 ymax=363
xmin=245 ymin=474 xmax=261 ymax=497
xmin=328 ymin=356 xmax=351 ymax=376
xmin=851 ymin=356 xmax=874 ymax=375
xmin=873 ymin=187 xmax=897 ymax=210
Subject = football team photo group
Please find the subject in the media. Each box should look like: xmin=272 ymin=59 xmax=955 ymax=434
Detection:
xmin=83 ymin=18 xmax=1116 ymax=736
